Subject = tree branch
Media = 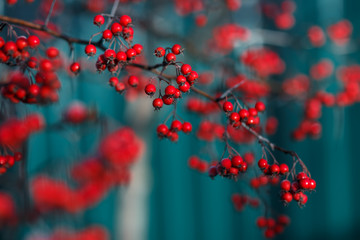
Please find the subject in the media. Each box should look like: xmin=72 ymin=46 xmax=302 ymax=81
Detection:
xmin=0 ymin=15 xmax=309 ymax=176
xmin=0 ymin=15 xmax=106 ymax=50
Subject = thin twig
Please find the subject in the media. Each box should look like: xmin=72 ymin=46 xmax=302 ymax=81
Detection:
xmin=44 ymin=0 xmax=57 ymax=27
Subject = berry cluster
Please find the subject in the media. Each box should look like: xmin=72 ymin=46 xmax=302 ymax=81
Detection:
xmin=0 ymin=35 xmax=62 ymax=104
xmin=156 ymin=120 xmax=192 ymax=142
xmin=208 ymin=155 xmax=248 ymax=179
xmin=196 ymin=120 xmax=224 ymax=141
xmin=0 ymin=114 xmax=44 ymax=149
xmin=280 ymin=172 xmax=316 ymax=206
xmin=241 ymin=48 xmax=285 ymax=77
xmin=209 ymin=24 xmax=250 ymax=54
xmin=188 ymin=156 xmax=209 ymax=173
xmin=231 ymin=193 xmax=260 ymax=211
xmin=63 ymin=101 xmax=97 ymax=124
xmin=147 ymin=44 xmax=199 ymax=111
xmin=261 ymin=0 xmax=296 ymax=30
xmin=31 ymin=127 xmax=142 ymax=214
xmin=85 ymin=14 xmax=144 ymax=93
xmin=226 ymin=74 xmax=270 ymax=99
xmin=310 ymin=59 xmax=334 ymax=80
xmin=224 ymin=100 xmax=266 ymax=128
xmin=0 ymin=152 xmax=22 ymax=175
xmin=0 ymin=192 xmax=17 ymax=226
xmin=250 ymin=175 xmax=280 ymax=189
xmin=257 ymin=158 xmax=289 ymax=176
xmin=256 ymin=215 xmax=290 ymax=238
xmin=308 ymin=25 xmax=326 ymax=47
xmin=186 ymin=97 xmax=219 ymax=115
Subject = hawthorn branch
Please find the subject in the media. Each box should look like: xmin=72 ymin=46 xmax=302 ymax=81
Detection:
xmin=0 ymin=15 xmax=106 ymax=51
xmin=0 ymin=15 xmax=309 ymax=176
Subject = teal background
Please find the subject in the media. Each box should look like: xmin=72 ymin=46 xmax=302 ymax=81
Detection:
xmin=2 ymin=0 xmax=360 ymax=239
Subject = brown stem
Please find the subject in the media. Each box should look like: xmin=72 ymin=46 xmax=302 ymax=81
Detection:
xmin=0 ymin=15 xmax=106 ymax=50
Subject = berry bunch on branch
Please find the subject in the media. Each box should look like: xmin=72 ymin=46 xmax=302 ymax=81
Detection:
xmin=2 ymin=0 xmax=355 ymax=239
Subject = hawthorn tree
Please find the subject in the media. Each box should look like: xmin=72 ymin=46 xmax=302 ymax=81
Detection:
xmin=0 ymin=0 xmax=355 ymax=239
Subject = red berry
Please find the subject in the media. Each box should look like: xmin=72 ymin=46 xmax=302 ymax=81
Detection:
xmin=296 ymin=172 xmax=308 ymax=180
xmin=3 ymin=41 xmax=17 ymax=55
xmin=309 ymin=179 xmax=316 ymax=190
xmin=165 ymin=85 xmax=177 ymax=96
xmin=145 ymin=84 xmax=156 ymax=96
xmin=231 ymin=156 xmax=243 ymax=167
xmin=277 ymin=215 xmax=291 ymax=225
xmin=223 ymin=101 xmax=233 ymax=112
xmin=157 ymin=124 xmax=168 ymax=137
xmin=187 ymin=71 xmax=198 ymax=82
xmin=182 ymin=122 xmax=192 ymax=133
xmin=255 ymin=101 xmax=266 ymax=112
xmin=239 ymin=109 xmax=249 ymax=120
xmin=280 ymin=180 xmax=291 ymax=191
xmin=27 ymin=35 xmax=40 ymax=48
xmin=256 ymin=217 xmax=267 ymax=228
xmin=162 ymin=95 xmax=174 ymax=105
xmin=128 ymin=76 xmax=139 ymax=87
xmin=132 ymin=44 xmax=143 ymax=55
xmin=70 ymin=62 xmax=81 ymax=75
xmin=258 ymin=159 xmax=268 ymax=169
xmin=109 ymin=77 xmax=119 ymax=87
xmin=281 ymin=192 xmax=293 ymax=203
xmin=181 ymin=64 xmax=192 ymax=75
xmin=116 ymin=51 xmax=127 ymax=62
xmin=7 ymin=156 xmax=15 ymax=167
xmin=264 ymin=228 xmax=275 ymax=239
xmin=122 ymin=27 xmax=134 ymax=40
xmin=16 ymin=36 xmax=28 ymax=50
xmin=29 ymin=84 xmax=40 ymax=96
xmin=229 ymin=112 xmax=240 ymax=123
xmin=165 ymin=53 xmax=176 ymax=63
xmin=111 ymin=22 xmax=123 ymax=35
xmin=248 ymin=107 xmax=258 ymax=117
xmin=208 ymin=166 xmax=218 ymax=178
xmin=27 ymin=57 xmax=37 ymax=68
xmin=171 ymin=120 xmax=182 ymax=132
xmin=104 ymin=49 xmax=116 ymax=59
xmin=221 ymin=158 xmax=232 ymax=169
xmin=94 ymin=15 xmax=105 ymax=26
xmin=176 ymin=75 xmax=187 ymax=85
xmin=188 ymin=156 xmax=200 ymax=169
xmin=0 ymin=37 xmax=4 ymax=49
xmin=46 ymin=47 xmax=59 ymax=58
xmin=171 ymin=44 xmax=182 ymax=54
xmin=299 ymin=192 xmax=308 ymax=205
xmin=299 ymin=178 xmax=310 ymax=189
xmin=0 ymin=156 xmax=6 ymax=165
xmin=102 ymin=30 xmax=113 ymax=40
xmin=179 ymin=81 xmax=190 ymax=92
xmin=154 ymin=47 xmax=165 ymax=57
xmin=85 ymin=44 xmax=97 ymax=56
xmin=119 ymin=15 xmax=132 ymax=27
xmin=39 ymin=59 xmax=53 ymax=72
xmin=173 ymin=89 xmax=181 ymax=98
xmin=153 ymin=98 xmax=163 ymax=110
xmin=115 ymin=82 xmax=125 ymax=93
xmin=291 ymin=181 xmax=299 ymax=192
xmin=279 ymin=163 xmax=289 ymax=175
xmin=126 ymin=49 xmax=137 ymax=60
xmin=270 ymin=164 xmax=280 ymax=175
xmin=230 ymin=167 xmax=239 ymax=175
xmin=239 ymin=162 xmax=248 ymax=172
